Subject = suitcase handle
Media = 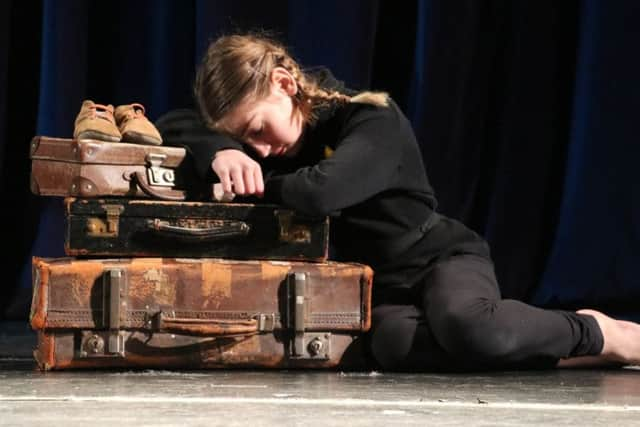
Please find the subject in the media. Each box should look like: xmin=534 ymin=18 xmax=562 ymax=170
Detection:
xmin=159 ymin=314 xmax=258 ymax=337
xmin=146 ymin=218 xmax=250 ymax=240
xmin=130 ymin=171 xmax=186 ymax=201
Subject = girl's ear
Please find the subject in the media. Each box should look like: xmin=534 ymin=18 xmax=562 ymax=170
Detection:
xmin=270 ymin=67 xmax=298 ymax=96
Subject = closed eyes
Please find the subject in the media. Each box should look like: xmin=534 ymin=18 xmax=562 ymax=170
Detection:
xmin=249 ymin=123 xmax=264 ymax=137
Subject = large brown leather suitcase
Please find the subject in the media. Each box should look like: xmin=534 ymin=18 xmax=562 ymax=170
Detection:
xmin=64 ymin=198 xmax=330 ymax=261
xmin=30 ymin=136 xmax=206 ymax=200
xmin=30 ymin=257 xmax=373 ymax=370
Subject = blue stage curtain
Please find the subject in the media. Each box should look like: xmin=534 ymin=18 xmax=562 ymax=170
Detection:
xmin=405 ymin=0 xmax=580 ymax=301
xmin=18 ymin=1 xmax=89 ymax=317
xmin=1 ymin=0 xmax=639 ymax=320
xmin=533 ymin=0 xmax=640 ymax=318
xmin=1 ymin=0 xmax=46 ymax=318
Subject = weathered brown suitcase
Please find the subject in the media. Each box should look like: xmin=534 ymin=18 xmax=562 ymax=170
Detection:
xmin=30 ymin=136 xmax=205 ymax=200
xmin=30 ymin=257 xmax=373 ymax=370
xmin=64 ymin=198 xmax=330 ymax=261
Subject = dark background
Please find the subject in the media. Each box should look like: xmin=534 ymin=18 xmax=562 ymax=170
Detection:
xmin=1 ymin=0 xmax=639 ymax=321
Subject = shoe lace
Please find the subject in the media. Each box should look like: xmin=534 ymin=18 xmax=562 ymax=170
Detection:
xmin=121 ymin=103 xmax=147 ymax=122
xmin=86 ymin=103 xmax=116 ymax=123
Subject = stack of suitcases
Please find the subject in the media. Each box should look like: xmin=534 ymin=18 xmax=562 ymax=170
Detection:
xmin=28 ymin=130 xmax=373 ymax=370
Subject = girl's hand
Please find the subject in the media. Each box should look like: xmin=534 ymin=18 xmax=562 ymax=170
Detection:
xmin=211 ymin=149 xmax=264 ymax=196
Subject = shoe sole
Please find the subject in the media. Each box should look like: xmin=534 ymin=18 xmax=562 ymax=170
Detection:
xmin=121 ymin=131 xmax=162 ymax=146
xmin=76 ymin=130 xmax=121 ymax=142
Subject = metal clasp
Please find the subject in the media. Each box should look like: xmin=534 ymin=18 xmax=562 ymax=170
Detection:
xmin=86 ymin=204 xmax=124 ymax=238
xmin=288 ymin=272 xmax=330 ymax=360
xmin=275 ymin=210 xmax=311 ymax=243
xmin=78 ymin=268 xmax=127 ymax=358
xmin=145 ymin=153 xmax=175 ymax=187
xmin=256 ymin=313 xmax=276 ymax=332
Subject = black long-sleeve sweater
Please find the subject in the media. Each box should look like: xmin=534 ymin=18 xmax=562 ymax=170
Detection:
xmin=156 ymin=76 xmax=489 ymax=300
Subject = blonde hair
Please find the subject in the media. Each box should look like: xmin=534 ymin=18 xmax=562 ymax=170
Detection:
xmin=194 ymin=34 xmax=388 ymax=131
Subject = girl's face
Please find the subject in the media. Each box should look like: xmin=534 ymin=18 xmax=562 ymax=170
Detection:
xmin=221 ymin=68 xmax=304 ymax=158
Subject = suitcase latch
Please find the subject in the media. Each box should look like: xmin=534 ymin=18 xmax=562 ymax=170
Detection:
xmin=78 ymin=269 xmax=127 ymax=358
xmin=86 ymin=204 xmax=124 ymax=238
xmin=146 ymin=153 xmax=175 ymax=187
xmin=288 ymin=272 xmax=331 ymax=360
xmin=275 ymin=210 xmax=312 ymax=243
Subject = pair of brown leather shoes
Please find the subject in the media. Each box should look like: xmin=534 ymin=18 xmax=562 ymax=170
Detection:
xmin=73 ymin=100 xmax=163 ymax=145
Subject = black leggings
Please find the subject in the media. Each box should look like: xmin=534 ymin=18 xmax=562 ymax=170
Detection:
xmin=369 ymin=254 xmax=604 ymax=371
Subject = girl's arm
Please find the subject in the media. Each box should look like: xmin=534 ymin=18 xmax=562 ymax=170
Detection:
xmin=155 ymin=108 xmax=245 ymax=182
xmin=264 ymin=106 xmax=406 ymax=215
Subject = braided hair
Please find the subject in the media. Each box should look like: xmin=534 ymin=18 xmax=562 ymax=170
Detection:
xmin=195 ymin=34 xmax=388 ymax=132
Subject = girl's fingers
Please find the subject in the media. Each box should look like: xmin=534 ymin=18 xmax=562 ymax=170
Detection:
xmin=218 ymin=170 xmax=233 ymax=194
xmin=230 ymin=168 xmax=245 ymax=194
xmin=243 ymin=167 xmax=256 ymax=194
xmin=254 ymin=166 xmax=264 ymax=196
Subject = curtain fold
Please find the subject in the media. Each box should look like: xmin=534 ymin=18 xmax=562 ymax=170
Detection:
xmin=1 ymin=0 xmax=638 ymax=319
xmin=0 ymin=0 xmax=45 ymax=317
xmin=406 ymin=0 xmax=580 ymax=300
xmin=534 ymin=0 xmax=640 ymax=317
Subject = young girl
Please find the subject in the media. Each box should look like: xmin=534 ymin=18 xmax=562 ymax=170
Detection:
xmin=174 ymin=33 xmax=640 ymax=370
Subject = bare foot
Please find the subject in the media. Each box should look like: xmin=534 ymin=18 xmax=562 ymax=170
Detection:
xmin=559 ymin=309 xmax=640 ymax=367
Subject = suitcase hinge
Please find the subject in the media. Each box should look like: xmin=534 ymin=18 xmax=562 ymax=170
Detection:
xmin=78 ymin=268 xmax=127 ymax=358
xmin=86 ymin=204 xmax=124 ymax=238
xmin=275 ymin=210 xmax=312 ymax=243
xmin=288 ymin=272 xmax=330 ymax=360
xmin=146 ymin=153 xmax=175 ymax=187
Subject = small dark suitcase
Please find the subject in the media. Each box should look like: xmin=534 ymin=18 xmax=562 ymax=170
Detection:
xmin=30 ymin=257 xmax=373 ymax=370
xmin=30 ymin=136 xmax=205 ymax=200
xmin=64 ymin=197 xmax=330 ymax=261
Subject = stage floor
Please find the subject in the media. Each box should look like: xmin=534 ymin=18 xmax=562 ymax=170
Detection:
xmin=2 ymin=321 xmax=639 ymax=426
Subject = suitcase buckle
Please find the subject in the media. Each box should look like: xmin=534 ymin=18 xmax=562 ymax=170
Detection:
xmin=275 ymin=210 xmax=312 ymax=243
xmin=256 ymin=313 xmax=276 ymax=332
xmin=78 ymin=269 xmax=127 ymax=358
xmin=288 ymin=272 xmax=330 ymax=360
xmin=145 ymin=153 xmax=175 ymax=187
xmin=86 ymin=204 xmax=124 ymax=238
xmin=79 ymin=331 xmax=125 ymax=359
